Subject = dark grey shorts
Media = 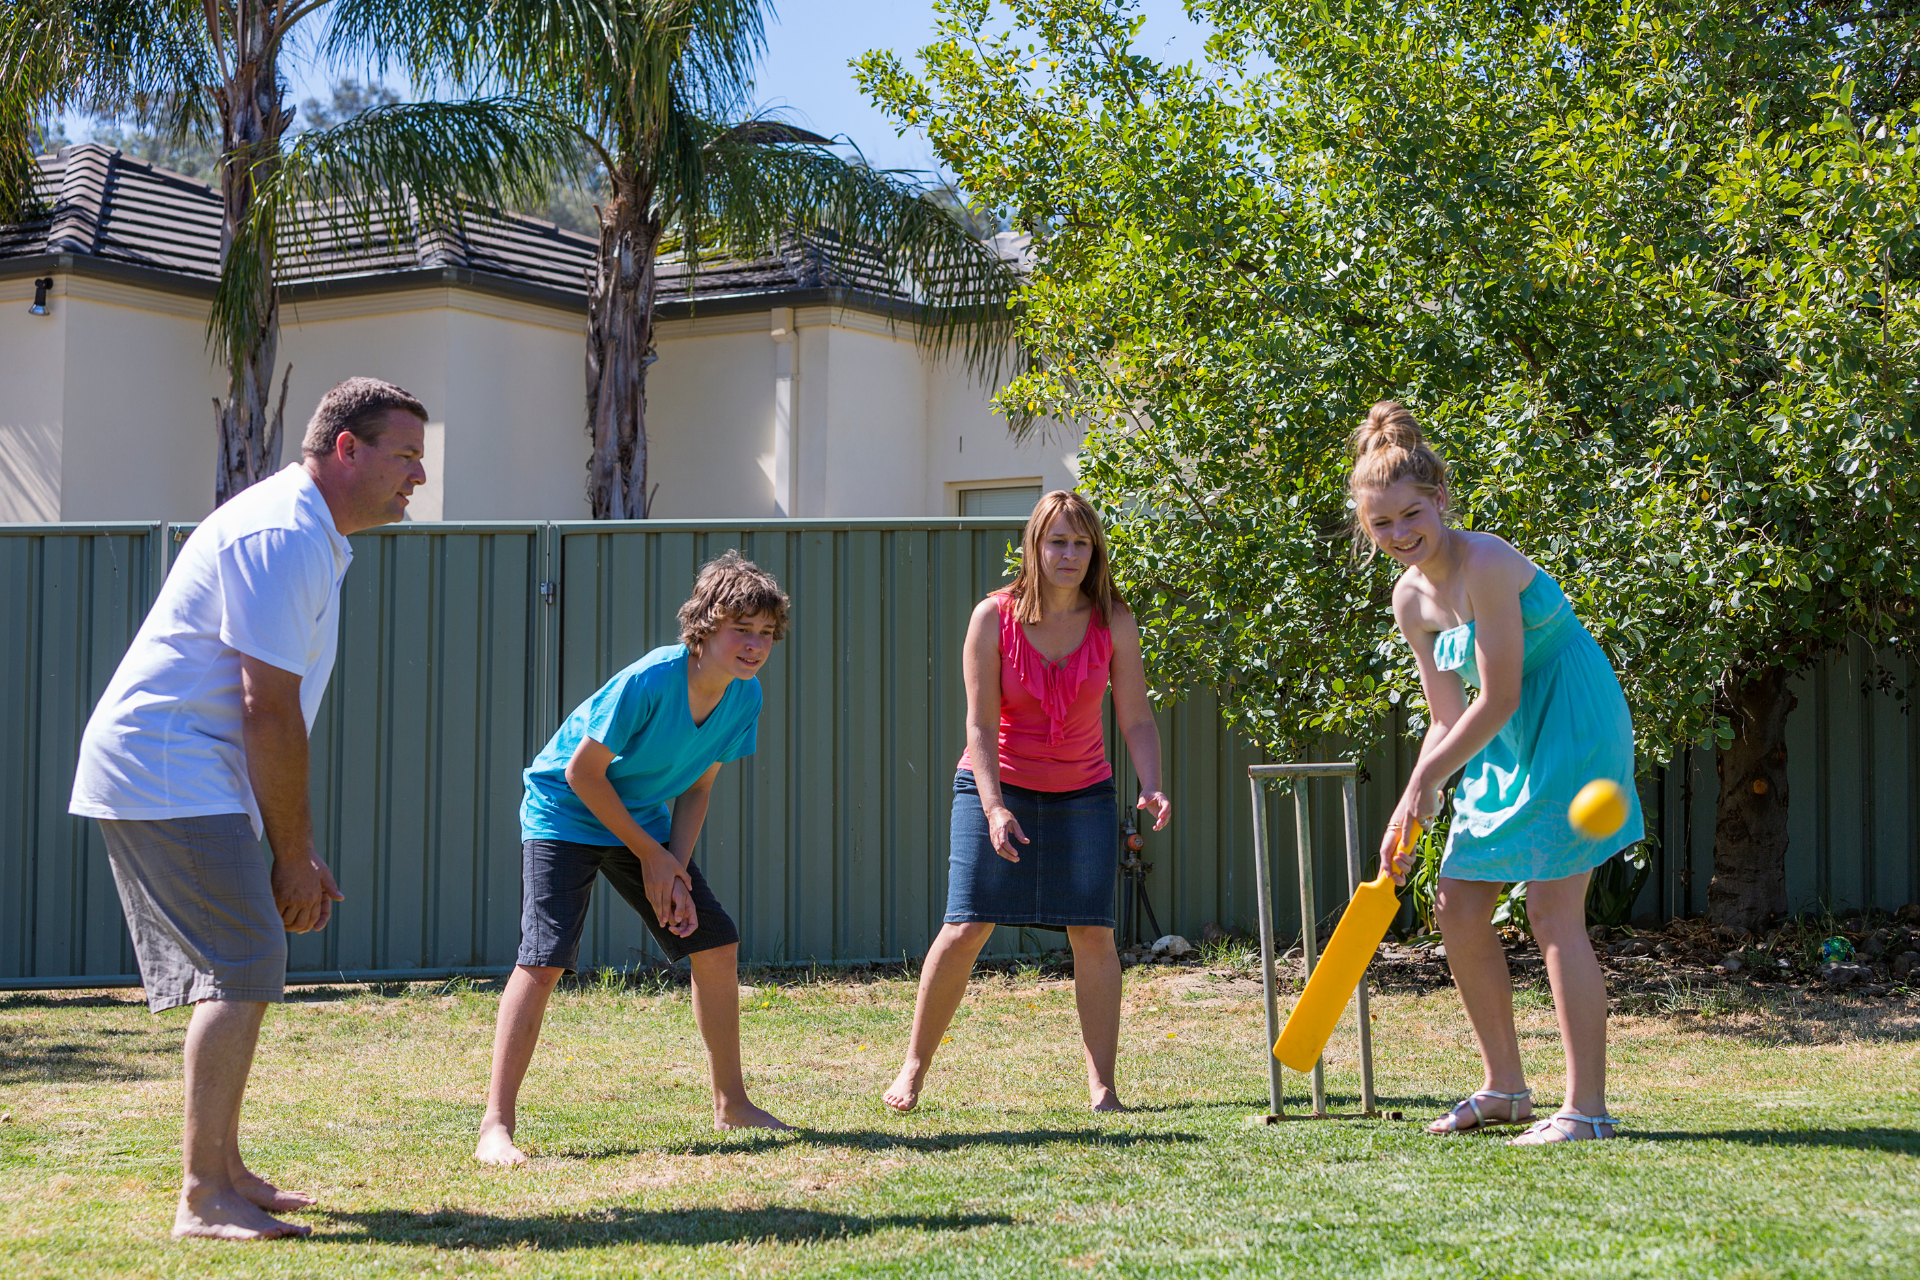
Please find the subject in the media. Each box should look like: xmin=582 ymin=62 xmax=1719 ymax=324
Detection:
xmin=97 ymin=815 xmax=287 ymax=1013
xmin=518 ymin=839 xmax=740 ymax=970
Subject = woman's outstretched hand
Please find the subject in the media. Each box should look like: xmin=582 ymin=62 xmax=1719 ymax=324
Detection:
xmin=1136 ymin=790 xmax=1171 ymax=831
xmin=987 ymin=806 xmax=1030 ymax=862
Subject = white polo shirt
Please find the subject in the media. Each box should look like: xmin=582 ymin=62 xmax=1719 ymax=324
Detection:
xmin=70 ymin=464 xmax=353 ymax=839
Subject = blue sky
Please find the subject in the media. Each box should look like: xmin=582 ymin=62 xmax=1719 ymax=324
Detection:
xmin=65 ymin=0 xmax=1218 ymax=179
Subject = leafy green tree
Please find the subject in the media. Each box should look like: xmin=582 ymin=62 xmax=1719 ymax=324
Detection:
xmin=336 ymin=0 xmax=1022 ymax=517
xmin=860 ymin=0 xmax=1920 ymax=929
xmin=1 ymin=4 xmax=573 ymax=505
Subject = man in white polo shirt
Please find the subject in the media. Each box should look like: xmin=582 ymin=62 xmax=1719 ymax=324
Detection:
xmin=70 ymin=377 xmax=428 ymax=1241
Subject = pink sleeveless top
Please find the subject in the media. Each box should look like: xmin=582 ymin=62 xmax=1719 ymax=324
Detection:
xmin=957 ymin=591 xmax=1114 ymax=793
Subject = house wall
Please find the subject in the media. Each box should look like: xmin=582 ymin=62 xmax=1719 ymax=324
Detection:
xmin=811 ymin=318 xmax=929 ymax=518
xmin=647 ymin=314 xmax=781 ymax=518
xmin=923 ymin=350 xmax=1080 ymax=514
xmin=280 ymin=286 xmax=592 ymax=522
xmin=0 ymin=276 xmax=68 ymax=522
xmin=2 ymin=274 xmax=1080 ymax=524
xmin=0 ymin=273 xmax=225 ymax=523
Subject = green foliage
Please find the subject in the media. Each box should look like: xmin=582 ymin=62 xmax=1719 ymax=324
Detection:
xmin=860 ymin=0 xmax=1920 ymax=769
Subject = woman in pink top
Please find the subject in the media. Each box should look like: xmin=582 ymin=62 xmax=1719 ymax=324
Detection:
xmin=884 ymin=491 xmax=1170 ymax=1113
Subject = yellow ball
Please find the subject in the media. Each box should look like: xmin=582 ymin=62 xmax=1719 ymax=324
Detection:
xmin=1568 ymin=778 xmax=1628 ymax=840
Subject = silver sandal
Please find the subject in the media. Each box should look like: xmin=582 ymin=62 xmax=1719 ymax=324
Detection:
xmin=1509 ymin=1109 xmax=1619 ymax=1144
xmin=1427 ymin=1088 xmax=1533 ymax=1134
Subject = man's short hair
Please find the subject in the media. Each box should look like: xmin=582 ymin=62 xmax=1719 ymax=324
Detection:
xmin=301 ymin=377 xmax=428 ymax=458
xmin=677 ymin=551 xmax=790 ymax=653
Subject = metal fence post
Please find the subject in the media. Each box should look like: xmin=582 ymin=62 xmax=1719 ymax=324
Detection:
xmin=1343 ymin=771 xmax=1375 ymax=1115
xmin=1293 ymin=781 xmax=1326 ymax=1115
xmin=1248 ymin=774 xmax=1284 ymax=1120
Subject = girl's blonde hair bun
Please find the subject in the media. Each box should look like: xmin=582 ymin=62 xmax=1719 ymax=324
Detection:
xmin=1349 ymin=399 xmax=1449 ymax=501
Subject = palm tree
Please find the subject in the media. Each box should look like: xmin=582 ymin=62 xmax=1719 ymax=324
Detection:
xmin=0 ymin=1 xmax=576 ymax=504
xmin=331 ymin=0 xmax=1021 ymax=518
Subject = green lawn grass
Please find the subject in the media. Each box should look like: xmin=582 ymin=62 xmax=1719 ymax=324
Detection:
xmin=1 ymin=964 xmax=1915 ymax=1278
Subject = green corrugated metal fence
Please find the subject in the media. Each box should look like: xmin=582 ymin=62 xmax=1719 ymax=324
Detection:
xmin=1 ymin=520 xmax=1914 ymax=987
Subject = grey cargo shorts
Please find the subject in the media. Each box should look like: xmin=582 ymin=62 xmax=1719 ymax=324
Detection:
xmin=98 ymin=814 xmax=287 ymax=1013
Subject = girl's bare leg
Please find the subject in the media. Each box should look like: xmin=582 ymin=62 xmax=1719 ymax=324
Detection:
xmin=1512 ymin=870 xmax=1610 ymax=1139
xmin=1431 ymin=878 xmax=1530 ymax=1131
xmin=884 ymin=922 xmax=995 ymax=1111
xmin=1065 ymin=925 xmax=1123 ymax=1111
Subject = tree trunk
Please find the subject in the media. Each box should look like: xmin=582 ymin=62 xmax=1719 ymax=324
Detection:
xmin=211 ymin=6 xmax=293 ymax=506
xmin=1707 ymin=665 xmax=1796 ymax=932
xmin=585 ymin=160 xmax=660 ymax=519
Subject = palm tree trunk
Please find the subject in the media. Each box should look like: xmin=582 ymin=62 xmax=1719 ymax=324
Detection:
xmin=1707 ymin=665 xmax=1796 ymax=933
xmin=585 ymin=162 xmax=661 ymax=519
xmin=211 ymin=6 xmax=292 ymax=507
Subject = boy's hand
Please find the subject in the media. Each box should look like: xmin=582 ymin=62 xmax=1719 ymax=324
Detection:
xmin=666 ymin=879 xmax=698 ymax=937
xmin=640 ymin=848 xmax=694 ymax=931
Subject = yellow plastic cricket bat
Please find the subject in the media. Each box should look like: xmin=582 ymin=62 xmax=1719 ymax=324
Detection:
xmin=1272 ymin=822 xmax=1415 ymax=1072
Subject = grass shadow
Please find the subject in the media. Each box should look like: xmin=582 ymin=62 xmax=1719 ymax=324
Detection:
xmin=0 ymin=993 xmax=144 ymax=1010
xmin=1633 ymin=1126 xmax=1919 ymax=1153
xmin=548 ymin=1127 xmax=1203 ymax=1160
xmin=0 ymin=1028 xmax=181 ymax=1085
xmin=315 ymin=1205 xmax=1010 ymax=1249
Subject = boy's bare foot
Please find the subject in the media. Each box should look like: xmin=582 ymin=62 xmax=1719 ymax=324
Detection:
xmin=173 ymin=1182 xmax=311 ymax=1240
xmin=883 ymin=1063 xmax=925 ymax=1113
xmin=1090 ymin=1086 xmax=1125 ymax=1113
xmin=714 ymin=1100 xmax=794 ymax=1131
xmin=474 ymin=1119 xmax=530 ymax=1166
xmin=230 ymin=1166 xmax=317 ymax=1211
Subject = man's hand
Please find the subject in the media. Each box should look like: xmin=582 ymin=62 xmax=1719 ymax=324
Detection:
xmin=271 ymin=850 xmax=345 ymax=933
xmin=241 ymin=655 xmax=341 ymax=933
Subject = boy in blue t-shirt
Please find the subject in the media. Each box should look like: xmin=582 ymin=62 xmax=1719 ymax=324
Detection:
xmin=476 ymin=552 xmax=790 ymax=1165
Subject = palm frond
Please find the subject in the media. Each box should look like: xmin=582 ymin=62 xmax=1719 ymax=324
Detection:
xmin=691 ymin=130 xmax=1026 ymax=401
xmin=1 ymin=0 xmax=210 ymax=217
xmin=325 ymin=0 xmax=764 ymax=150
xmin=211 ymin=95 xmax=580 ymax=361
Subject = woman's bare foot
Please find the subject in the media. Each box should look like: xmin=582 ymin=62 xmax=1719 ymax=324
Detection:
xmin=173 ymin=1181 xmax=311 ymax=1240
xmin=883 ymin=1062 xmax=925 ymax=1113
xmin=229 ymin=1166 xmax=317 ymax=1212
xmin=474 ymin=1118 xmax=530 ymax=1166
xmin=1090 ymin=1085 xmax=1124 ymax=1113
xmin=715 ymin=1099 xmax=794 ymax=1131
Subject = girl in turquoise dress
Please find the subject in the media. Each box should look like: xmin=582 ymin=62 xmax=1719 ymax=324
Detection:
xmin=1352 ymin=401 xmax=1642 ymax=1144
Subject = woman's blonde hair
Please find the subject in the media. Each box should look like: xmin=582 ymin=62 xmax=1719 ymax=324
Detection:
xmin=1005 ymin=490 xmax=1119 ymax=626
xmin=1348 ymin=400 xmax=1451 ymax=550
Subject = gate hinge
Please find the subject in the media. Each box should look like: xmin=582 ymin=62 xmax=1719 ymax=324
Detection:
xmin=538 ymin=581 xmax=558 ymax=605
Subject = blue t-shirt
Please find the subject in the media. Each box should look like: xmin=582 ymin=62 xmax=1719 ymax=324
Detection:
xmin=520 ymin=645 xmax=761 ymax=845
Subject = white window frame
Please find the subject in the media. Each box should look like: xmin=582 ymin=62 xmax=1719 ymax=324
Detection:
xmin=949 ymin=478 xmax=1045 ymax=517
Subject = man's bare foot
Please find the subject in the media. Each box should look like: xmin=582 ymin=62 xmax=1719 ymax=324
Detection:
xmin=173 ymin=1182 xmax=311 ymax=1240
xmin=474 ymin=1119 xmax=529 ymax=1166
xmin=1090 ymin=1086 xmax=1125 ymax=1113
xmin=714 ymin=1099 xmax=794 ymax=1132
xmin=883 ymin=1063 xmax=925 ymax=1113
xmin=229 ymin=1167 xmax=317 ymax=1212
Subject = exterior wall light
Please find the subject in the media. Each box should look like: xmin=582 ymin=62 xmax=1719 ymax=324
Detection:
xmin=29 ymin=278 xmax=53 ymax=315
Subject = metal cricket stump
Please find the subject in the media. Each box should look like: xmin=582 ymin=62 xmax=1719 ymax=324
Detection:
xmin=1246 ymin=762 xmax=1388 ymax=1123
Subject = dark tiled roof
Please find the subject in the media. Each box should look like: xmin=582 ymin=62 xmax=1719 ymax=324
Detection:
xmin=1 ymin=144 xmax=915 ymax=309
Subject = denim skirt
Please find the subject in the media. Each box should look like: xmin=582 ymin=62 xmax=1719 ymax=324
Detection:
xmin=945 ymin=768 xmax=1117 ymax=929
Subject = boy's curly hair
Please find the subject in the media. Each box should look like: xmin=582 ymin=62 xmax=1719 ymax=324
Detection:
xmin=677 ymin=551 xmax=790 ymax=653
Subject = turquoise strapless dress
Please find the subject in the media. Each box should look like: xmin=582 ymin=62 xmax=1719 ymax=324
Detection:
xmin=1432 ymin=570 xmax=1644 ymax=883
